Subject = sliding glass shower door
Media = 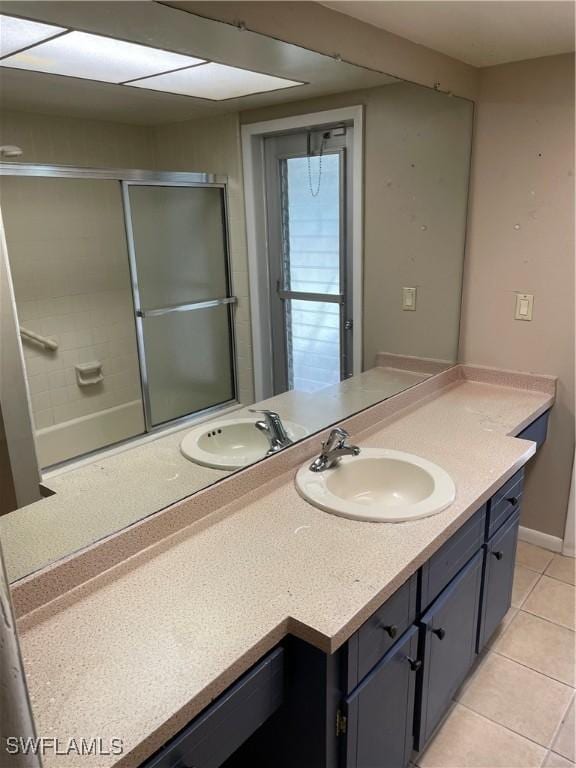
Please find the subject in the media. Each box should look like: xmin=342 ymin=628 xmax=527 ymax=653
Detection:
xmin=125 ymin=184 xmax=236 ymax=428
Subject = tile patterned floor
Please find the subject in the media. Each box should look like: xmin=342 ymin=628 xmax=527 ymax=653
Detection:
xmin=415 ymin=547 xmax=576 ymax=768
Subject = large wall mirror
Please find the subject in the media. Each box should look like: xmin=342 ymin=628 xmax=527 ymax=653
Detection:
xmin=0 ymin=1 xmax=474 ymax=581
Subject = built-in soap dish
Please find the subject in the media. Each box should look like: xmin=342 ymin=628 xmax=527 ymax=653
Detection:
xmin=75 ymin=361 xmax=104 ymax=387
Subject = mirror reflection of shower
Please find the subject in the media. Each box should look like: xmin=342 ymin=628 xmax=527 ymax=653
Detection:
xmin=1 ymin=169 xmax=237 ymax=469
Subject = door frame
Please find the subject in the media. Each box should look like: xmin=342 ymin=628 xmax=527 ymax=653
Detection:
xmin=241 ymin=106 xmax=364 ymax=401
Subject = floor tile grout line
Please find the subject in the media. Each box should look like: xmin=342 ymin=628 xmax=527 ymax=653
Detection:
xmin=513 ymin=567 xmax=543 ymax=610
xmin=536 ymin=572 xmax=576 ymax=588
xmin=456 ymin=696 xmax=574 ymax=759
xmin=520 ymin=604 xmax=576 ymax=633
xmin=477 ymin=648 xmax=575 ymax=690
xmin=549 ymin=750 xmax=576 ymax=765
xmin=485 ymin=606 xmax=521 ymax=649
xmin=513 ymin=607 xmax=576 ymax=634
xmin=547 ymin=691 xmax=575 ymax=763
xmin=456 ymin=700 xmax=559 ymax=752
xmin=491 ymin=648 xmax=575 ymax=689
xmin=517 ymin=557 xmax=555 ymax=575
xmin=542 ymin=571 xmax=576 ymax=588
xmin=514 ymin=560 xmax=550 ymax=576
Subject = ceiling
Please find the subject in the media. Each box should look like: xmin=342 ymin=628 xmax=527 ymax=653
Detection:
xmin=321 ymin=1 xmax=575 ymax=68
xmin=0 ymin=1 xmax=396 ymax=125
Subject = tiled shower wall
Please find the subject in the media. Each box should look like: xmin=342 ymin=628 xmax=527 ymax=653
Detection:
xmin=1 ymin=176 xmax=143 ymax=433
xmin=0 ymin=111 xmax=156 ymax=458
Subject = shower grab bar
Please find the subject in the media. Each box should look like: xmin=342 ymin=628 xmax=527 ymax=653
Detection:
xmin=19 ymin=326 xmax=59 ymax=351
xmin=136 ymin=296 xmax=237 ymax=318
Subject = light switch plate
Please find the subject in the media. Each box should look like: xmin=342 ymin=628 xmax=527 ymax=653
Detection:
xmin=402 ymin=287 xmax=417 ymax=311
xmin=515 ymin=293 xmax=534 ymax=321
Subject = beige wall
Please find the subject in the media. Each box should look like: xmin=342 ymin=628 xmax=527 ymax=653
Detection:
xmin=169 ymin=1 xmax=480 ymax=101
xmin=242 ymin=82 xmax=473 ymax=368
xmin=460 ymin=53 xmax=575 ymax=539
xmin=0 ymin=109 xmax=156 ymax=168
xmin=153 ymin=114 xmax=254 ymax=404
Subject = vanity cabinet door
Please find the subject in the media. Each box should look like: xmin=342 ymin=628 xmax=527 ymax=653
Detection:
xmin=477 ymin=510 xmax=520 ymax=653
xmin=415 ymin=551 xmax=483 ymax=751
xmin=344 ymin=626 xmax=419 ymax=768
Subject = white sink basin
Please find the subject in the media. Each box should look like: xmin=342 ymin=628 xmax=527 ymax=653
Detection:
xmin=181 ymin=417 xmax=308 ymax=470
xmin=295 ymin=448 xmax=455 ymax=522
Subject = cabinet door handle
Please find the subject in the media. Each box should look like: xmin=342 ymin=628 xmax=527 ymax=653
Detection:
xmin=407 ymin=657 xmax=422 ymax=672
xmin=506 ymin=496 xmax=519 ymax=506
xmin=380 ymin=623 xmax=398 ymax=639
xmin=432 ymin=627 xmax=446 ymax=640
xmin=492 ymin=550 xmax=504 ymax=560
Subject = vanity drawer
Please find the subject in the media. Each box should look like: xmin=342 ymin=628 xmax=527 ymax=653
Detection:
xmin=144 ymin=648 xmax=284 ymax=768
xmin=348 ymin=573 xmax=418 ymax=687
xmin=419 ymin=505 xmax=486 ymax=612
xmin=486 ymin=469 xmax=524 ymax=539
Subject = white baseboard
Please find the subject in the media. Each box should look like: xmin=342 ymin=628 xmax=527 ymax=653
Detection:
xmin=518 ymin=525 xmax=563 ymax=554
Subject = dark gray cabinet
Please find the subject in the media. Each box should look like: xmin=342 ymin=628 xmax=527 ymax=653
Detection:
xmin=477 ymin=509 xmax=520 ymax=652
xmin=143 ymin=648 xmax=284 ymax=768
xmin=345 ymin=463 xmax=530 ymax=764
xmin=415 ymin=550 xmax=483 ymax=750
xmin=142 ymin=412 xmax=549 ymax=768
xmin=486 ymin=469 xmax=523 ymax=538
xmin=345 ymin=626 xmax=419 ymax=768
xmin=419 ymin=505 xmax=486 ymax=609
xmin=347 ymin=574 xmax=418 ymax=688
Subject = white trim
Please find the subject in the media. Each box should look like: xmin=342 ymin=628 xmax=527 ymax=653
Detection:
xmin=518 ymin=525 xmax=563 ymax=554
xmin=241 ymin=106 xmax=364 ymax=401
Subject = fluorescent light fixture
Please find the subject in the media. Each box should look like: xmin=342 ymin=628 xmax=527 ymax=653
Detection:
xmin=0 ymin=30 xmax=205 ymax=83
xmin=128 ymin=61 xmax=302 ymax=100
xmin=0 ymin=14 xmax=66 ymax=58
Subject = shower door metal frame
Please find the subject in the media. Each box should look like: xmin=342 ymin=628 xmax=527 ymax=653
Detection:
xmin=0 ymin=163 xmax=239 ymax=440
xmin=121 ymin=179 xmax=239 ymax=432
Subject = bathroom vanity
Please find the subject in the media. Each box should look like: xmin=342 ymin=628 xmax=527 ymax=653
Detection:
xmin=143 ymin=412 xmax=548 ymax=768
xmin=9 ymin=368 xmax=554 ymax=768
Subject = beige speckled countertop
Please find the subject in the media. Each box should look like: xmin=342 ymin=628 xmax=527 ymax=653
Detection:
xmin=1 ymin=366 xmax=428 ymax=582
xmin=16 ymin=371 xmax=553 ymax=768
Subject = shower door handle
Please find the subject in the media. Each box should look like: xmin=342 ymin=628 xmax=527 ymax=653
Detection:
xmin=136 ymin=297 xmax=237 ymax=318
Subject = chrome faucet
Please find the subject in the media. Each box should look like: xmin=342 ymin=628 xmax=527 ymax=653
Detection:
xmin=309 ymin=427 xmax=360 ymax=472
xmin=250 ymin=409 xmax=293 ymax=455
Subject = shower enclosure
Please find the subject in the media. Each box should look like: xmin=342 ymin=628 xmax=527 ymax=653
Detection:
xmin=0 ymin=165 xmax=237 ymax=468
xmin=124 ymin=183 xmax=236 ymax=429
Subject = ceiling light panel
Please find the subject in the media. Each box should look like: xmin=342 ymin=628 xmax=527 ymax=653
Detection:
xmin=0 ymin=14 xmax=66 ymax=58
xmin=0 ymin=30 xmax=205 ymax=83
xmin=128 ymin=62 xmax=302 ymax=100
